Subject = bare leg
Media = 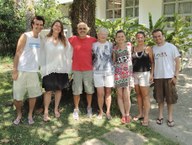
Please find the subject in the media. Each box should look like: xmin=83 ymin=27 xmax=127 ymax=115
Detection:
xmin=123 ymin=87 xmax=131 ymax=116
xmin=14 ymin=100 xmax=23 ymax=120
xmin=105 ymin=87 xmax=112 ymax=116
xmin=134 ymin=85 xmax=143 ymax=118
xmin=158 ymin=102 xmax=164 ymax=119
xmin=97 ymin=87 xmax=104 ymax=115
xmin=28 ymin=97 xmax=36 ymax=120
xmin=86 ymin=94 xmax=92 ymax=108
xmin=74 ymin=95 xmax=80 ymax=109
xmin=54 ymin=90 xmax=62 ymax=117
xmin=44 ymin=91 xmax=52 ymax=120
xmin=167 ymin=103 xmax=173 ymax=121
xmin=117 ymin=88 xmax=125 ymax=117
xmin=140 ymin=86 xmax=150 ymax=124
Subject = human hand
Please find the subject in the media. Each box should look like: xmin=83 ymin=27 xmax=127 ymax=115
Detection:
xmin=12 ymin=69 xmax=18 ymax=80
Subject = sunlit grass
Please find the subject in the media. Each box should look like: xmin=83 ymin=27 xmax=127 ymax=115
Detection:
xmin=0 ymin=58 xmax=178 ymax=145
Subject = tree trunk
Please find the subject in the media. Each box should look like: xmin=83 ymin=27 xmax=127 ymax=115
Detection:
xmin=25 ymin=0 xmax=35 ymax=31
xmin=70 ymin=0 xmax=96 ymax=37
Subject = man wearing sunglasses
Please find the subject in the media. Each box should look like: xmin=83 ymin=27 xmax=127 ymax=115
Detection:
xmin=69 ymin=22 xmax=96 ymax=120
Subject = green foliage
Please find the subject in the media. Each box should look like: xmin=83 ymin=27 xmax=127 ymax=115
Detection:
xmin=96 ymin=14 xmax=192 ymax=54
xmin=0 ymin=0 xmax=25 ymax=56
xmin=34 ymin=0 xmax=70 ymax=28
xmin=95 ymin=17 xmax=146 ymax=43
xmin=166 ymin=14 xmax=192 ymax=53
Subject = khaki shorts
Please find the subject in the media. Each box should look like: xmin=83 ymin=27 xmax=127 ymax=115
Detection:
xmin=94 ymin=74 xmax=114 ymax=88
xmin=153 ymin=79 xmax=178 ymax=104
xmin=133 ymin=71 xmax=150 ymax=86
xmin=13 ymin=72 xmax=42 ymax=101
xmin=72 ymin=71 xmax=94 ymax=95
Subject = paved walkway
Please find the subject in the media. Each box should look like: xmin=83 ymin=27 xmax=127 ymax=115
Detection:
xmin=83 ymin=58 xmax=192 ymax=145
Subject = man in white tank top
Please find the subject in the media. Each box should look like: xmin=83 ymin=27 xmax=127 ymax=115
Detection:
xmin=12 ymin=16 xmax=45 ymax=125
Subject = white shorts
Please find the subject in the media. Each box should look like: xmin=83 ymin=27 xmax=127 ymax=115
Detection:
xmin=94 ymin=74 xmax=114 ymax=88
xmin=13 ymin=72 xmax=42 ymax=101
xmin=133 ymin=71 xmax=150 ymax=86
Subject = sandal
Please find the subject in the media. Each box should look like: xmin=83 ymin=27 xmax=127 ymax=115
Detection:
xmin=28 ymin=118 xmax=35 ymax=125
xmin=156 ymin=118 xmax=163 ymax=125
xmin=43 ymin=114 xmax=51 ymax=122
xmin=133 ymin=116 xmax=144 ymax=121
xmin=141 ymin=121 xmax=149 ymax=127
xmin=106 ymin=113 xmax=112 ymax=120
xmin=121 ymin=116 xmax=126 ymax=124
xmin=167 ymin=120 xmax=175 ymax=127
xmin=13 ymin=118 xmax=21 ymax=125
xmin=55 ymin=112 xmax=61 ymax=118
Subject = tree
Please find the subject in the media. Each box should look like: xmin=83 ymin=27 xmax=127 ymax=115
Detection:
xmin=70 ymin=0 xmax=96 ymax=37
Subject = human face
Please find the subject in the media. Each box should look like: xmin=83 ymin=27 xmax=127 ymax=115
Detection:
xmin=77 ymin=24 xmax=88 ymax=38
xmin=115 ymin=32 xmax=126 ymax=44
xmin=136 ymin=33 xmax=145 ymax=45
xmin=52 ymin=22 xmax=62 ymax=34
xmin=97 ymin=32 xmax=108 ymax=43
xmin=32 ymin=19 xmax=44 ymax=34
xmin=152 ymin=31 xmax=165 ymax=46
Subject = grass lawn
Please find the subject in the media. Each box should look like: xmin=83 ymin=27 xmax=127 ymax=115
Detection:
xmin=0 ymin=56 xmax=177 ymax=145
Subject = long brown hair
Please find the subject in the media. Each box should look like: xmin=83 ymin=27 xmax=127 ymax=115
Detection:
xmin=47 ymin=20 xmax=66 ymax=47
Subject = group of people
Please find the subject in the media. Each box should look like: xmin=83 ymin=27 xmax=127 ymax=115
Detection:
xmin=12 ymin=15 xmax=180 ymax=128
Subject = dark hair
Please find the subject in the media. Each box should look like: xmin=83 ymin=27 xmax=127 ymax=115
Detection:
xmin=152 ymin=29 xmax=164 ymax=35
xmin=136 ymin=31 xmax=145 ymax=37
xmin=47 ymin=20 xmax=67 ymax=47
xmin=31 ymin=16 xmax=45 ymax=28
xmin=115 ymin=29 xmax=125 ymax=36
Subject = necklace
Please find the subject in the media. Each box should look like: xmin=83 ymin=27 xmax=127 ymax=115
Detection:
xmin=135 ymin=50 xmax=144 ymax=58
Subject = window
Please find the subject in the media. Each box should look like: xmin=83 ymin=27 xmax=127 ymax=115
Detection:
xmin=125 ymin=0 xmax=139 ymax=17
xmin=106 ymin=0 xmax=122 ymax=19
xmin=163 ymin=0 xmax=192 ymax=27
xmin=106 ymin=0 xmax=139 ymax=19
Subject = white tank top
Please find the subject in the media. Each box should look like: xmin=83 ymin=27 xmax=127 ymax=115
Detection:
xmin=18 ymin=32 xmax=41 ymax=72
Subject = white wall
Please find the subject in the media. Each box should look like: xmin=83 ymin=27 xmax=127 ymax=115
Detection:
xmin=96 ymin=0 xmax=106 ymax=19
xmin=139 ymin=0 xmax=162 ymax=28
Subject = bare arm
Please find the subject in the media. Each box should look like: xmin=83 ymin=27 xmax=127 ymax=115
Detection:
xmin=12 ymin=34 xmax=26 ymax=80
xmin=171 ymin=56 xmax=180 ymax=85
xmin=147 ymin=46 xmax=154 ymax=82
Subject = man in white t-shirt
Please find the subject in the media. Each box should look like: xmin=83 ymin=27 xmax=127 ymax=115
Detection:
xmin=12 ymin=16 xmax=45 ymax=125
xmin=152 ymin=29 xmax=180 ymax=127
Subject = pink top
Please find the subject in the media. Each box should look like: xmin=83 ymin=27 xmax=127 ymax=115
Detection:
xmin=69 ymin=35 xmax=96 ymax=71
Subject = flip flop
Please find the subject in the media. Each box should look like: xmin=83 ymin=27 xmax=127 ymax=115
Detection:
xmin=43 ymin=114 xmax=51 ymax=122
xmin=55 ymin=112 xmax=61 ymax=118
xmin=156 ymin=118 xmax=163 ymax=125
xmin=167 ymin=120 xmax=175 ymax=127
xmin=133 ymin=116 xmax=144 ymax=121
xmin=28 ymin=118 xmax=35 ymax=125
xmin=141 ymin=120 xmax=149 ymax=127
xmin=13 ymin=118 xmax=21 ymax=125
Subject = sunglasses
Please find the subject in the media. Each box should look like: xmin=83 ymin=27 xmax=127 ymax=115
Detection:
xmin=78 ymin=27 xmax=87 ymax=30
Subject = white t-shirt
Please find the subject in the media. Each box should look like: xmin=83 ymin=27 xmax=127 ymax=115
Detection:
xmin=153 ymin=42 xmax=180 ymax=79
xmin=18 ymin=32 xmax=41 ymax=72
xmin=92 ymin=41 xmax=114 ymax=76
xmin=40 ymin=37 xmax=73 ymax=77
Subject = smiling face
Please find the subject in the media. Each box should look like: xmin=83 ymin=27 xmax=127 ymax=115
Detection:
xmin=32 ymin=19 xmax=44 ymax=34
xmin=136 ymin=33 xmax=145 ymax=45
xmin=152 ymin=31 xmax=165 ymax=46
xmin=77 ymin=23 xmax=89 ymax=38
xmin=115 ymin=32 xmax=126 ymax=44
xmin=52 ymin=21 xmax=62 ymax=34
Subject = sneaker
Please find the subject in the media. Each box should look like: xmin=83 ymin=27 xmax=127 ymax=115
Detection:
xmin=73 ymin=109 xmax=79 ymax=120
xmin=87 ymin=107 xmax=92 ymax=118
